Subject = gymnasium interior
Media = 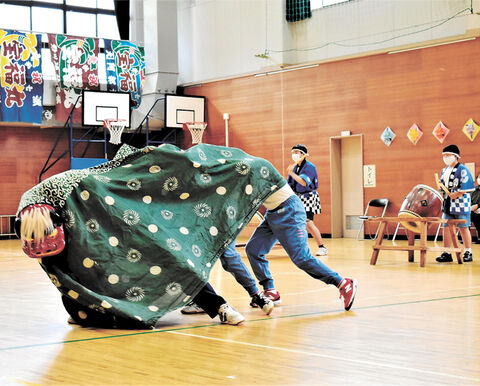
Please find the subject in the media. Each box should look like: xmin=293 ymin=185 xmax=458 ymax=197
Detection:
xmin=0 ymin=0 xmax=479 ymax=384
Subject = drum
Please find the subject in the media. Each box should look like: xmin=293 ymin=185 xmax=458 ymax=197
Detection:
xmin=398 ymin=184 xmax=443 ymax=233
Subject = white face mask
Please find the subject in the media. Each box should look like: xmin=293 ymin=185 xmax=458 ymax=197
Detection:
xmin=292 ymin=153 xmax=302 ymax=163
xmin=443 ymin=155 xmax=456 ymax=166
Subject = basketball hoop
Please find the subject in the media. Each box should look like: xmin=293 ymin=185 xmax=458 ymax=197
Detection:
xmin=103 ymin=118 xmax=127 ymax=145
xmin=183 ymin=122 xmax=207 ymax=144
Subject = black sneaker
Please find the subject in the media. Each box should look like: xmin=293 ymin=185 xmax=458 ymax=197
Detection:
xmin=436 ymin=252 xmax=453 ymax=263
xmin=463 ymin=251 xmax=473 ymax=262
xmin=250 ymin=292 xmax=274 ymax=315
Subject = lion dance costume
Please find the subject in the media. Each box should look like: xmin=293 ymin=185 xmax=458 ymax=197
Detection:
xmin=17 ymin=144 xmax=284 ymax=328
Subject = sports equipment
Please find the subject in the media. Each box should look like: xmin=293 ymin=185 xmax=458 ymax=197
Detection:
xmin=104 ymin=118 xmax=127 ymax=144
xmin=183 ymin=122 xmax=207 ymax=144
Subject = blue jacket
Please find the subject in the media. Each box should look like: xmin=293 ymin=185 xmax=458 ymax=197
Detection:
xmin=287 ymin=159 xmax=318 ymax=194
xmin=440 ymin=162 xmax=475 ymax=215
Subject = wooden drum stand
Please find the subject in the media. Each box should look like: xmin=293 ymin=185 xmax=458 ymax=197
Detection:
xmin=366 ymin=217 xmax=466 ymax=267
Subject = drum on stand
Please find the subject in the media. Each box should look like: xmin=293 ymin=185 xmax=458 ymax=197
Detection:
xmin=398 ymin=184 xmax=443 ymax=233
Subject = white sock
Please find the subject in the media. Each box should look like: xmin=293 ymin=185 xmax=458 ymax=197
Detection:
xmin=465 ymin=248 xmax=472 ymax=253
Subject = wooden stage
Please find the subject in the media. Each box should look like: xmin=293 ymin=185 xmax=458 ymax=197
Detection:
xmin=1 ymin=237 xmax=479 ymax=385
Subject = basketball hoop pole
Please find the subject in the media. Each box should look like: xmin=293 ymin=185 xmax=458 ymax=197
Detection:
xmin=223 ymin=113 xmax=230 ymax=147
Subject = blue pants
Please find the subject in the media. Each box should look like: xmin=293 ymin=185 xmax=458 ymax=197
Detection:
xmin=220 ymin=240 xmax=259 ymax=296
xmin=441 ymin=212 xmax=471 ymax=227
xmin=246 ymin=195 xmax=342 ymax=290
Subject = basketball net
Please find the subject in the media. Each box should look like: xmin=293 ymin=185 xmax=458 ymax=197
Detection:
xmin=183 ymin=122 xmax=207 ymax=144
xmin=103 ymin=118 xmax=127 ymax=145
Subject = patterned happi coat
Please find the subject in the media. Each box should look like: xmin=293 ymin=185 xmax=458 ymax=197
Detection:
xmin=17 ymin=144 xmax=285 ymax=327
xmin=440 ymin=162 xmax=475 ymax=215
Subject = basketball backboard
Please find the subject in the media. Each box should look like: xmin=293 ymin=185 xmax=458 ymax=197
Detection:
xmin=82 ymin=90 xmax=131 ymax=127
xmin=165 ymin=94 xmax=206 ymax=129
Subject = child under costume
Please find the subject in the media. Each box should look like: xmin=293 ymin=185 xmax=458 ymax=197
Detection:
xmin=17 ymin=143 xmax=285 ymax=328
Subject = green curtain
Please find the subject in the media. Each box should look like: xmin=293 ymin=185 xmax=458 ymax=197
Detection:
xmin=286 ymin=0 xmax=312 ymax=22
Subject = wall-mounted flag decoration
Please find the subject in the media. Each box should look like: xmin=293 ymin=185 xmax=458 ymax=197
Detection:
xmin=407 ymin=124 xmax=423 ymax=145
xmin=462 ymin=118 xmax=480 ymax=142
xmin=0 ymin=29 xmax=43 ymax=124
xmin=432 ymin=121 xmax=449 ymax=143
xmin=104 ymin=39 xmax=145 ymax=108
xmin=381 ymin=126 xmax=396 ymax=146
xmin=48 ymin=34 xmax=100 ymax=122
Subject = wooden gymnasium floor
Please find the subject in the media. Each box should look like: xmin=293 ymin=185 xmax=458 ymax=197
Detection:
xmin=1 ymin=237 xmax=479 ymax=385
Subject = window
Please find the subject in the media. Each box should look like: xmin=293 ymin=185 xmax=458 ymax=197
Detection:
xmin=0 ymin=4 xmax=30 ymax=31
xmin=98 ymin=14 xmax=120 ymax=40
xmin=33 ymin=0 xmax=64 ymax=4
xmin=97 ymin=0 xmax=115 ymax=11
xmin=32 ymin=7 xmax=64 ymax=34
xmin=311 ymin=0 xmax=351 ymax=10
xmin=66 ymin=0 xmax=97 ymax=8
xmin=0 ymin=1 xmax=119 ymax=39
xmin=67 ymin=11 xmax=97 ymax=37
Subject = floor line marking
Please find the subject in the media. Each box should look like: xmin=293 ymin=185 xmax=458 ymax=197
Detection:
xmin=167 ymin=330 xmax=480 ymax=382
xmin=0 ymin=293 xmax=478 ymax=352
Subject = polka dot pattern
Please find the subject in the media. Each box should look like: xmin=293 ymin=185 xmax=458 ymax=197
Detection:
xmin=108 ymin=274 xmax=119 ymax=284
xmin=25 ymin=143 xmax=285 ymax=327
xmin=109 ymin=237 xmax=119 ymax=247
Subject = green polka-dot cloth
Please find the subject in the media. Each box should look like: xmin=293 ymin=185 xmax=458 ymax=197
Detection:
xmin=18 ymin=143 xmax=285 ymax=327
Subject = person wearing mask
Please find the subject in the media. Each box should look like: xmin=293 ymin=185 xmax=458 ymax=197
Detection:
xmin=287 ymin=144 xmax=327 ymax=256
xmin=436 ymin=145 xmax=475 ymax=263
xmin=470 ymin=173 xmax=480 ymax=244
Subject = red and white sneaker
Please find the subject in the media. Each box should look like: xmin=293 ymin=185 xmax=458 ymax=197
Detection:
xmin=338 ymin=278 xmax=357 ymax=311
xmin=250 ymin=289 xmax=282 ymax=308
xmin=263 ymin=289 xmax=282 ymax=305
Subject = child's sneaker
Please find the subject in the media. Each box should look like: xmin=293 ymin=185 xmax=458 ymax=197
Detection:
xmin=218 ymin=303 xmax=245 ymax=325
xmin=316 ymin=246 xmax=328 ymax=256
xmin=463 ymin=251 xmax=473 ymax=262
xmin=250 ymin=292 xmax=274 ymax=315
xmin=436 ymin=252 xmax=453 ymax=263
xmin=181 ymin=301 xmax=205 ymax=314
xmin=338 ymin=278 xmax=357 ymax=311
xmin=263 ymin=289 xmax=282 ymax=305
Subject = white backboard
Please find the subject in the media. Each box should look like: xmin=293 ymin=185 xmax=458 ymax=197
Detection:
xmin=165 ymin=94 xmax=206 ymax=129
xmin=83 ymin=90 xmax=131 ymax=127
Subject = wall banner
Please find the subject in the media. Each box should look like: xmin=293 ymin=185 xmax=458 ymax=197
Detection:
xmin=0 ymin=29 xmax=43 ymax=124
xmin=48 ymin=34 xmax=100 ymax=123
xmin=104 ymin=39 xmax=145 ymax=108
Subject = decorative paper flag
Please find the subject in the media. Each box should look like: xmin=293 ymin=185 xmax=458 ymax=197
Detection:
xmin=380 ymin=126 xmax=396 ymax=147
xmin=407 ymin=124 xmax=423 ymax=145
xmin=104 ymin=39 xmax=145 ymax=108
xmin=432 ymin=121 xmax=449 ymax=143
xmin=0 ymin=29 xmax=43 ymax=124
xmin=462 ymin=118 xmax=480 ymax=142
xmin=48 ymin=34 xmax=100 ymax=123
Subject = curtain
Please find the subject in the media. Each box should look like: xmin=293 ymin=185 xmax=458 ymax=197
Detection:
xmin=114 ymin=0 xmax=130 ymax=40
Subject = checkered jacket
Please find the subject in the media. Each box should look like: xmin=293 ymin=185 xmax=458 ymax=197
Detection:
xmin=440 ymin=163 xmax=475 ymax=214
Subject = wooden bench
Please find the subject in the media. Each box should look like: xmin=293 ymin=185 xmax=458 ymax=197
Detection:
xmin=365 ymin=217 xmax=467 ymax=267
